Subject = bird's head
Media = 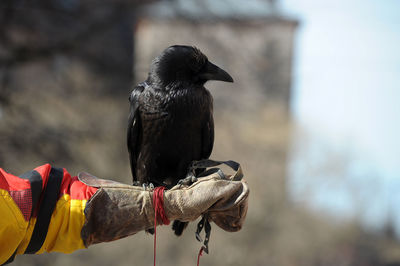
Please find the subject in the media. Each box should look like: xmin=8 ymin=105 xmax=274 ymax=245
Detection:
xmin=149 ymin=45 xmax=233 ymax=88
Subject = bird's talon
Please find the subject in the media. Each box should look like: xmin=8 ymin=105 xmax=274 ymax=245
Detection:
xmin=178 ymin=175 xmax=198 ymax=187
xmin=141 ymin=183 xmax=155 ymax=190
xmin=132 ymin=181 xmax=141 ymax=187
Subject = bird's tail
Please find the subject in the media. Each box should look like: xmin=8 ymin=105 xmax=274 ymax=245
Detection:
xmin=172 ymin=220 xmax=188 ymax=236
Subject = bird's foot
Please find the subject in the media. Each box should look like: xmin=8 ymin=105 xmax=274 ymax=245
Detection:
xmin=141 ymin=183 xmax=155 ymax=190
xmin=177 ymin=174 xmax=197 ymax=187
xmin=132 ymin=181 xmax=142 ymax=187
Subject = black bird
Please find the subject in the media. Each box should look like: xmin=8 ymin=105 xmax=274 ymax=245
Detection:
xmin=127 ymin=45 xmax=233 ymax=236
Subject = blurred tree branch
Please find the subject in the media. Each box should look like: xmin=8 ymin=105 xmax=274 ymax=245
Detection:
xmin=0 ymin=0 xmax=157 ymax=104
xmin=0 ymin=0 xmax=158 ymax=169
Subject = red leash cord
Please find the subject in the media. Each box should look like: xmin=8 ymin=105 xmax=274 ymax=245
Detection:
xmin=152 ymin=186 xmax=204 ymax=266
xmin=153 ymin=187 xmax=170 ymax=266
xmin=197 ymin=246 xmax=204 ymax=266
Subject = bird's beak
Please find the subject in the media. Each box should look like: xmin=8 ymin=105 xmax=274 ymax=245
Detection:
xmin=200 ymin=61 xmax=234 ymax=83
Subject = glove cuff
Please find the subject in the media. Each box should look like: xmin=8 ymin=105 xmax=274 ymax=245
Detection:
xmin=81 ymin=186 xmax=155 ymax=247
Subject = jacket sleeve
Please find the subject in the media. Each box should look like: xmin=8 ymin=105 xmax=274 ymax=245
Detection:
xmin=0 ymin=164 xmax=98 ymax=265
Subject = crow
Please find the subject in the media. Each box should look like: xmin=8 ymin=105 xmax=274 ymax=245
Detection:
xmin=127 ymin=45 xmax=233 ymax=236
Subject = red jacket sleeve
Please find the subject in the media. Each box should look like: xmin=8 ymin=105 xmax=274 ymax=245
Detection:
xmin=0 ymin=164 xmax=98 ymax=264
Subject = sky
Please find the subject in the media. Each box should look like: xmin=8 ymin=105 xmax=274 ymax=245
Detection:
xmin=281 ymin=0 xmax=400 ymax=231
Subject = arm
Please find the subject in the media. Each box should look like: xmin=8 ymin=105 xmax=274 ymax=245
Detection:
xmin=0 ymin=164 xmax=98 ymax=264
xmin=0 ymin=164 xmax=249 ymax=264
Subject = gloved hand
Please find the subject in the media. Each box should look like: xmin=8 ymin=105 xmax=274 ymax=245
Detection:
xmin=164 ymin=174 xmax=249 ymax=232
xmin=79 ymin=172 xmax=249 ymax=247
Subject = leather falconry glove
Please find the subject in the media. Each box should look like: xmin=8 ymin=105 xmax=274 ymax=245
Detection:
xmin=79 ymin=171 xmax=249 ymax=247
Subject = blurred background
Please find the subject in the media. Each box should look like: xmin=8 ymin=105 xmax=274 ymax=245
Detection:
xmin=1 ymin=0 xmax=399 ymax=265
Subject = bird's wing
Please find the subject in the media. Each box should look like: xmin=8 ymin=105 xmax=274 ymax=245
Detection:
xmin=127 ymin=84 xmax=144 ymax=183
xmin=201 ymin=110 xmax=215 ymax=159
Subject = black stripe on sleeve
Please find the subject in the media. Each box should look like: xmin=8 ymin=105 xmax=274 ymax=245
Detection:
xmin=24 ymin=167 xmax=63 ymax=254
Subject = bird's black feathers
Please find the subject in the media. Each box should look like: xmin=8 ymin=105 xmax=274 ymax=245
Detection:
xmin=127 ymin=83 xmax=144 ymax=181
xmin=127 ymin=45 xmax=233 ymax=235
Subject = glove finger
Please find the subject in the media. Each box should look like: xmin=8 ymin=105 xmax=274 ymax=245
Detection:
xmin=209 ymin=186 xmax=249 ymax=232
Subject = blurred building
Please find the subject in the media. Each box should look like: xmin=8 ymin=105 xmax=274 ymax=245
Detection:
xmin=134 ymin=0 xmax=298 ymax=111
